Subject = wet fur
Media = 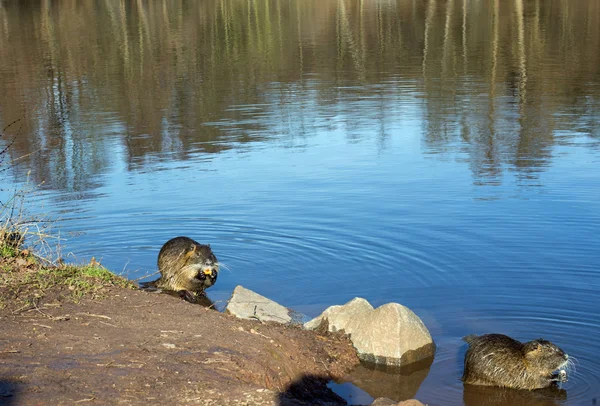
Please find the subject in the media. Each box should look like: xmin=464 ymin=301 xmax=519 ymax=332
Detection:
xmin=155 ymin=236 xmax=219 ymax=298
xmin=462 ymin=334 xmax=569 ymax=390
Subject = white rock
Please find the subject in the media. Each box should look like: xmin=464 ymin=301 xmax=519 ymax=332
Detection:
xmin=304 ymin=297 xmax=435 ymax=366
xmin=225 ymin=285 xmax=306 ymax=324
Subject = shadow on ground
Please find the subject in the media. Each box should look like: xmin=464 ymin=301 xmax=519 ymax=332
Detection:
xmin=0 ymin=380 xmax=19 ymax=406
xmin=277 ymin=374 xmax=347 ymax=405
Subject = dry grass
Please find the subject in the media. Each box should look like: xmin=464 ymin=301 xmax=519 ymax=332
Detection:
xmin=0 ymin=176 xmax=65 ymax=266
xmin=0 ymin=187 xmax=136 ymax=310
xmin=0 ymin=125 xmax=135 ymax=310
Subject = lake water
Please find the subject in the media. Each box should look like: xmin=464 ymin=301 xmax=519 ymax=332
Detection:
xmin=1 ymin=1 xmax=599 ymax=405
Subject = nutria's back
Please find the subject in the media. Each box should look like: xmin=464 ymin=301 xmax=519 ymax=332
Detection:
xmin=462 ymin=334 xmax=569 ymax=390
xmin=155 ymin=236 xmax=219 ymax=299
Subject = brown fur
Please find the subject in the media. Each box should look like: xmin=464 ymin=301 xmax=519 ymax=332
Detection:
xmin=155 ymin=236 xmax=218 ymax=299
xmin=462 ymin=334 xmax=569 ymax=390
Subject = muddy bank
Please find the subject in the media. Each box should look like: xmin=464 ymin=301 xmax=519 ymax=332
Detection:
xmin=0 ymin=277 xmax=363 ymax=405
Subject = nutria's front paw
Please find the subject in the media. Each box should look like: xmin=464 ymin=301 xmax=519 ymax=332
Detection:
xmin=178 ymin=290 xmax=196 ymax=303
xmin=552 ymin=370 xmax=568 ymax=383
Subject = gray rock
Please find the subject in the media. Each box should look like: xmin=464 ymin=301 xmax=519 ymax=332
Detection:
xmin=304 ymin=298 xmax=435 ymax=366
xmin=225 ymin=285 xmax=307 ymax=325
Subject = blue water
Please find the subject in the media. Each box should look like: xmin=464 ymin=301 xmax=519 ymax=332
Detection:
xmin=1 ymin=1 xmax=599 ymax=404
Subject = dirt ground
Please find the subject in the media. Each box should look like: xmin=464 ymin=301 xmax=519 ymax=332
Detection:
xmin=0 ymin=250 xmax=380 ymax=406
xmin=0 ymin=283 xmax=367 ymax=405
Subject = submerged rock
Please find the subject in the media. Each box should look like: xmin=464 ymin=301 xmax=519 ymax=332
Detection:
xmin=225 ymin=285 xmax=308 ymax=325
xmin=304 ymin=298 xmax=435 ymax=366
xmin=347 ymin=357 xmax=434 ymax=402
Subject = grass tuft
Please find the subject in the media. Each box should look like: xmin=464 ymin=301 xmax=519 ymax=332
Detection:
xmin=0 ymin=123 xmax=135 ymax=310
xmin=0 ymin=252 xmax=136 ymax=309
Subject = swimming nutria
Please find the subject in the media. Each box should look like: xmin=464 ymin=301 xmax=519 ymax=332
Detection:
xmin=462 ymin=334 xmax=569 ymax=390
xmin=154 ymin=236 xmax=219 ymax=302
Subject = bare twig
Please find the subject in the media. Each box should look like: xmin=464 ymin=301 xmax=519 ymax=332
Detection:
xmin=133 ymin=270 xmax=160 ymax=282
xmin=74 ymin=397 xmax=96 ymax=403
xmin=76 ymin=312 xmax=112 ymax=320
xmin=33 ymin=302 xmax=69 ymax=321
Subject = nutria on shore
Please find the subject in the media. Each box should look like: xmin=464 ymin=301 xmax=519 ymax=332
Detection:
xmin=154 ymin=236 xmax=219 ymax=302
xmin=462 ymin=334 xmax=569 ymax=390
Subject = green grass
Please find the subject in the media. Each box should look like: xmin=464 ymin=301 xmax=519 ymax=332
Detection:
xmin=48 ymin=264 xmax=135 ymax=297
xmin=0 ymin=242 xmax=136 ymax=308
xmin=0 ymin=244 xmax=18 ymax=258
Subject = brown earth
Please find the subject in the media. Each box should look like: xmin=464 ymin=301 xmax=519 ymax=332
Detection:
xmin=0 ymin=252 xmax=427 ymax=406
xmin=0 ymin=253 xmax=364 ymax=406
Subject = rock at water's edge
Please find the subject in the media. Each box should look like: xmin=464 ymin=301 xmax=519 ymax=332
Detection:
xmin=371 ymin=399 xmax=426 ymax=406
xmin=304 ymin=297 xmax=435 ymax=366
xmin=225 ymin=285 xmax=307 ymax=324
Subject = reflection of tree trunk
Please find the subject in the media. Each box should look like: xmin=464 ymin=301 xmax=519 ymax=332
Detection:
xmin=297 ymin=0 xmax=304 ymax=75
xmin=136 ymin=0 xmax=151 ymax=76
xmin=0 ymin=2 xmax=7 ymax=43
xmin=462 ymin=0 xmax=468 ymax=72
xmin=119 ymin=0 xmax=131 ymax=81
xmin=442 ymin=0 xmax=454 ymax=77
xmin=422 ymin=0 xmax=436 ymax=77
xmin=533 ymin=0 xmax=540 ymax=53
xmin=490 ymin=0 xmax=498 ymax=106
xmin=486 ymin=0 xmax=499 ymax=164
xmin=515 ymin=0 xmax=527 ymax=106
xmin=276 ymin=0 xmax=283 ymax=64
xmin=337 ymin=0 xmax=365 ymax=80
xmin=364 ymin=0 xmax=370 ymax=74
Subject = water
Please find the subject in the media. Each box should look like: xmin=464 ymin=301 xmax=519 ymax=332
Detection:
xmin=1 ymin=1 xmax=599 ymax=404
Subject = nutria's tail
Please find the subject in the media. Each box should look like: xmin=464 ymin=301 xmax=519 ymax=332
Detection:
xmin=462 ymin=334 xmax=479 ymax=344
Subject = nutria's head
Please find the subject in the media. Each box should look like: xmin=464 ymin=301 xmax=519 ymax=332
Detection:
xmin=183 ymin=242 xmax=219 ymax=289
xmin=156 ymin=236 xmax=220 ymax=295
xmin=522 ymin=339 xmax=569 ymax=375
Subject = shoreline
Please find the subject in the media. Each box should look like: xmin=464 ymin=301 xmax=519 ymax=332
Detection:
xmin=0 ymin=251 xmax=396 ymax=405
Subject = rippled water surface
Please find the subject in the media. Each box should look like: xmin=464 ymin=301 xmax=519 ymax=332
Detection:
xmin=1 ymin=1 xmax=599 ymax=404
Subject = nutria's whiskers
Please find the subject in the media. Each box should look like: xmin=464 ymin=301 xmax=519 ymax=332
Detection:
xmin=565 ymin=357 xmax=577 ymax=374
xmin=215 ymin=261 xmax=231 ymax=272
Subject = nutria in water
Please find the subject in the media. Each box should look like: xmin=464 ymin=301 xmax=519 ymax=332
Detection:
xmin=462 ymin=334 xmax=569 ymax=390
xmin=154 ymin=236 xmax=219 ymax=302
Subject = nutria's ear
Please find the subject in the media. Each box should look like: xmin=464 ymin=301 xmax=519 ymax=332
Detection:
xmin=529 ymin=342 xmax=542 ymax=353
xmin=523 ymin=341 xmax=542 ymax=355
xmin=184 ymin=244 xmax=197 ymax=259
